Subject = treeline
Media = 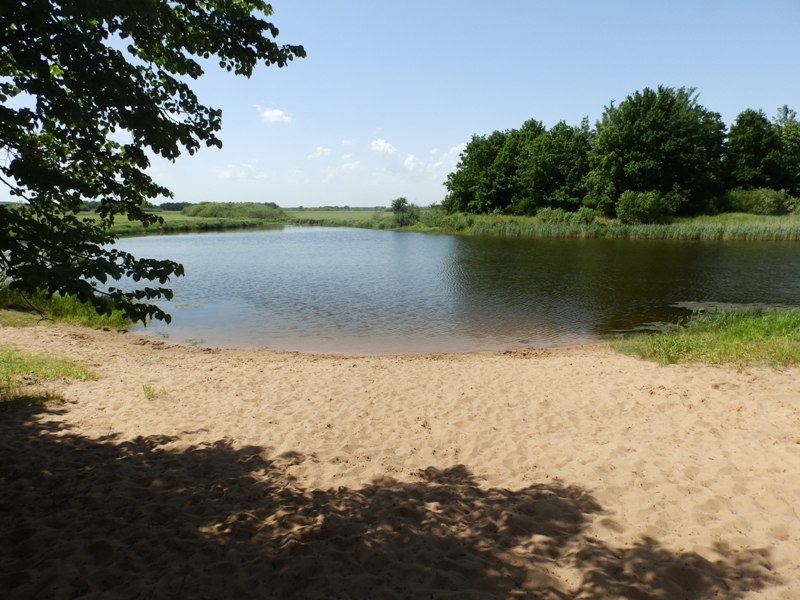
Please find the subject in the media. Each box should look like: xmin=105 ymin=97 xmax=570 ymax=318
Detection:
xmin=442 ymin=86 xmax=800 ymax=223
xmin=181 ymin=202 xmax=284 ymax=220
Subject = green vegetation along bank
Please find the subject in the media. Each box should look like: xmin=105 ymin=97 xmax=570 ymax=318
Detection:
xmin=0 ymin=285 xmax=130 ymax=330
xmin=611 ymin=309 xmax=800 ymax=367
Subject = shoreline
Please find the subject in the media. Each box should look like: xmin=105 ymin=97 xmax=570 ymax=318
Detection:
xmin=106 ymin=211 xmax=800 ymax=242
xmin=1 ymin=323 xmax=799 ymax=598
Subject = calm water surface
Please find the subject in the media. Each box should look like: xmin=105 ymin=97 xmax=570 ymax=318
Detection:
xmin=117 ymin=227 xmax=800 ymax=353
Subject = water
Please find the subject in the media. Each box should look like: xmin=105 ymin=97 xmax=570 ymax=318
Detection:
xmin=116 ymin=227 xmax=800 ymax=353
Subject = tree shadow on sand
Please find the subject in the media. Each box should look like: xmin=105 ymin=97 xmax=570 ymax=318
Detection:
xmin=0 ymin=404 xmax=779 ymax=599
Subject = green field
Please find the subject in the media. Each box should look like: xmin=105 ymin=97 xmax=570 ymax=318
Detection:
xmin=286 ymin=209 xmax=395 ymax=228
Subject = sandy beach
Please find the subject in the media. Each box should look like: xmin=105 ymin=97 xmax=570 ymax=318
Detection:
xmin=1 ymin=324 xmax=799 ymax=599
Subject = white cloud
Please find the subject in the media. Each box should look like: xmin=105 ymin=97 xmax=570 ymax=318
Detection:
xmin=342 ymin=160 xmax=360 ymax=170
xmin=403 ymin=154 xmax=423 ymax=171
xmin=217 ymin=163 xmax=270 ymax=180
xmin=369 ymin=138 xmax=398 ymax=156
xmin=342 ymin=153 xmax=353 ymax=159
xmin=429 ymin=143 xmax=467 ymax=170
xmin=342 ymin=139 xmax=353 ymax=146
xmin=255 ymin=105 xmax=292 ymax=124
xmin=308 ymin=146 xmax=331 ymax=158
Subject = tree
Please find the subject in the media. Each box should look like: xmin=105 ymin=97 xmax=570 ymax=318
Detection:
xmin=585 ymin=86 xmax=726 ymax=217
xmin=442 ymin=130 xmax=510 ymax=214
xmin=1 ymin=1 xmax=304 ymax=323
xmin=774 ymin=105 xmax=800 ymax=196
xmin=442 ymin=120 xmax=546 ymax=215
xmin=724 ymin=109 xmax=786 ymax=191
xmin=513 ymin=118 xmax=594 ymax=215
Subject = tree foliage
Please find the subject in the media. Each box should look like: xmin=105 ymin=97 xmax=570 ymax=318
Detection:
xmin=513 ymin=119 xmax=593 ymax=215
xmin=774 ymin=105 xmax=800 ymax=196
xmin=1 ymin=0 xmax=304 ymax=323
xmin=585 ymin=86 xmax=726 ymax=217
xmin=443 ymin=119 xmax=592 ymax=216
xmin=442 ymin=93 xmax=799 ymax=219
xmin=724 ymin=109 xmax=785 ymax=191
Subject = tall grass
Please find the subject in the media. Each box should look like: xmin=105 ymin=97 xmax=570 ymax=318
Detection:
xmin=612 ymin=309 xmax=800 ymax=366
xmin=463 ymin=216 xmax=800 ymax=241
xmin=1 ymin=348 xmax=95 ymax=404
xmin=0 ymin=286 xmax=130 ymax=329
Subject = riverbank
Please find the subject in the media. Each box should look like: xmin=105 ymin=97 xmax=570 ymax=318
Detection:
xmin=284 ymin=210 xmax=800 ymax=242
xmin=102 ymin=209 xmax=800 ymax=242
xmin=109 ymin=211 xmax=283 ymax=237
xmin=1 ymin=324 xmax=799 ymax=598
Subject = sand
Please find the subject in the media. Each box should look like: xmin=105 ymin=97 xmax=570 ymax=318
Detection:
xmin=1 ymin=325 xmax=799 ymax=599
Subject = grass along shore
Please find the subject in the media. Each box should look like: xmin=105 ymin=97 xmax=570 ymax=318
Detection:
xmin=0 ymin=287 xmax=130 ymax=330
xmin=413 ymin=211 xmax=800 ymax=242
xmin=288 ymin=208 xmax=800 ymax=242
xmin=612 ymin=308 xmax=800 ymax=366
xmin=82 ymin=203 xmax=800 ymax=242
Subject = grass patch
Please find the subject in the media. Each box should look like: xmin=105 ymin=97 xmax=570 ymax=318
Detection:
xmin=1 ymin=349 xmax=96 ymax=405
xmin=142 ymin=384 xmax=166 ymax=400
xmin=612 ymin=309 xmax=800 ymax=366
xmin=0 ymin=287 xmax=130 ymax=330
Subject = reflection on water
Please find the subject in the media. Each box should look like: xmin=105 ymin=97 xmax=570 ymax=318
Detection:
xmin=116 ymin=227 xmax=800 ymax=353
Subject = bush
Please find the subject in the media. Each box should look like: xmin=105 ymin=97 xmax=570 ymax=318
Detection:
xmin=615 ymin=190 xmax=675 ymax=224
xmin=181 ymin=202 xmax=285 ymax=220
xmin=390 ymin=197 xmax=421 ymax=227
xmin=536 ymin=206 xmax=598 ymax=225
xmin=724 ymin=188 xmax=797 ymax=215
xmin=160 ymin=202 xmax=193 ymax=212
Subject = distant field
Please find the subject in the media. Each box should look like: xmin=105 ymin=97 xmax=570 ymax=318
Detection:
xmin=286 ymin=209 xmax=391 ymax=222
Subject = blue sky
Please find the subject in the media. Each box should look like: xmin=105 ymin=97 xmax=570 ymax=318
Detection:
xmin=149 ymin=1 xmax=800 ymax=207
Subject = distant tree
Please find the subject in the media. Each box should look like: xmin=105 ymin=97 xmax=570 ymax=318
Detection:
xmin=585 ymin=86 xmax=726 ymax=217
xmin=724 ymin=109 xmax=786 ymax=191
xmin=513 ymin=119 xmax=594 ymax=214
xmin=390 ymin=197 xmax=420 ymax=226
xmin=159 ymin=202 xmax=193 ymax=212
xmin=0 ymin=1 xmax=304 ymax=323
xmin=774 ymin=106 xmax=800 ymax=196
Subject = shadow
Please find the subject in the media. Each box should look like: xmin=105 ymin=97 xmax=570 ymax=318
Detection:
xmin=0 ymin=404 xmax=778 ymax=599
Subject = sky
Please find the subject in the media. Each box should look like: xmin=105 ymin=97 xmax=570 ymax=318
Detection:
xmin=25 ymin=1 xmax=800 ymax=208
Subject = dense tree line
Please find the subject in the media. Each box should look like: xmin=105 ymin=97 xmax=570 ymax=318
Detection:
xmin=442 ymin=87 xmax=800 ymax=222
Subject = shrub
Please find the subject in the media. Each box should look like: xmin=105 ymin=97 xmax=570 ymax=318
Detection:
xmin=537 ymin=206 xmax=598 ymax=225
xmin=420 ymin=203 xmax=446 ymax=228
xmin=724 ymin=188 xmax=797 ymax=215
xmin=181 ymin=202 xmax=285 ymax=220
xmin=390 ymin=197 xmax=421 ymax=227
xmin=615 ymin=190 xmax=675 ymax=224
xmin=536 ymin=207 xmax=569 ymax=224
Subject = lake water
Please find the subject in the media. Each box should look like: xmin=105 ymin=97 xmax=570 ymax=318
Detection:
xmin=116 ymin=226 xmax=800 ymax=353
